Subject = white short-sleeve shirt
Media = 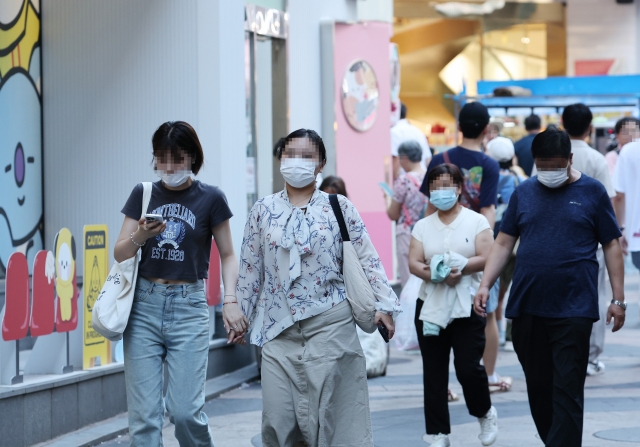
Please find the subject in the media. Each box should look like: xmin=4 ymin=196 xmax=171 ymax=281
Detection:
xmin=613 ymin=141 xmax=640 ymax=252
xmin=412 ymin=207 xmax=491 ymax=294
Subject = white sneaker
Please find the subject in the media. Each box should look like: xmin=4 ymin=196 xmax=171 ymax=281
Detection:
xmin=422 ymin=433 xmax=451 ymax=446
xmin=478 ymin=406 xmax=498 ymax=446
xmin=586 ymin=360 xmax=605 ymax=376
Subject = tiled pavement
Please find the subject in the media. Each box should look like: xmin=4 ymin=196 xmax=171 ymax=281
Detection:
xmin=101 ymin=272 xmax=640 ymax=447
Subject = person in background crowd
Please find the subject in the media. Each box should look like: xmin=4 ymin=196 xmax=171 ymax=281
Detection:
xmin=606 ymin=117 xmax=640 ymax=175
xmin=386 ymin=140 xmax=428 ymax=287
xmin=421 ymin=102 xmax=511 ymax=394
xmin=319 ymin=175 xmax=348 ymax=197
xmin=235 ymin=128 xmax=400 ymax=447
xmin=482 ymin=122 xmax=501 ymax=151
xmin=486 ymin=137 xmax=527 ymax=346
xmin=613 ymin=140 xmax=640 ymax=293
xmin=115 ymin=121 xmax=244 ymax=446
xmin=410 ymin=163 xmax=498 ymax=447
xmin=392 ymin=103 xmax=432 ymax=181
xmin=475 ymin=127 xmax=626 ymax=447
xmin=409 ymin=164 xmax=498 ymax=447
xmin=514 ymin=114 xmax=541 ymax=177
xmin=534 ymin=103 xmax=617 ymax=377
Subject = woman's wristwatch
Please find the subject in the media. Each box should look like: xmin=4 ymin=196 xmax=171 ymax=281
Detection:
xmin=611 ymin=299 xmax=627 ymax=311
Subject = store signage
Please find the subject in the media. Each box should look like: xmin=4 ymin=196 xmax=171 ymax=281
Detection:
xmin=245 ymin=4 xmax=287 ymax=39
xmin=83 ymin=225 xmax=111 ymax=368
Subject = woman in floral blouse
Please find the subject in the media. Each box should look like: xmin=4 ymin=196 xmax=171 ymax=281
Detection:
xmin=386 ymin=140 xmax=428 ymax=287
xmin=234 ymin=128 xmax=401 ymax=447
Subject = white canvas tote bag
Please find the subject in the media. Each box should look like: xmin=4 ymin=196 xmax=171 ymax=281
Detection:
xmin=328 ymin=194 xmax=377 ymax=333
xmin=92 ymin=182 xmax=152 ymax=341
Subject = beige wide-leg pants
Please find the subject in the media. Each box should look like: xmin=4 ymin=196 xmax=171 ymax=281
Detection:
xmin=260 ymin=300 xmax=373 ymax=447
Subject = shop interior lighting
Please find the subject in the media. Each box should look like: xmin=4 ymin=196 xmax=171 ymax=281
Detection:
xmin=521 ymin=37 xmax=531 ymax=44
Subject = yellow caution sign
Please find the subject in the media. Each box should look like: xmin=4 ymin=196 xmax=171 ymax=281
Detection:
xmin=83 ymin=225 xmax=111 ymax=369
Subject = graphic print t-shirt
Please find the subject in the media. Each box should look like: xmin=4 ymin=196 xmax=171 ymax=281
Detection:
xmin=121 ymin=180 xmax=233 ymax=281
xmin=421 ymin=146 xmax=500 ymax=212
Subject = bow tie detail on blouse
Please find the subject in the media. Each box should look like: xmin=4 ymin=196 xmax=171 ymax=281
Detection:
xmin=280 ymin=206 xmax=312 ymax=293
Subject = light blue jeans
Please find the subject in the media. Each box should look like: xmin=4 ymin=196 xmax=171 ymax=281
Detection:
xmin=124 ymin=277 xmax=214 ymax=447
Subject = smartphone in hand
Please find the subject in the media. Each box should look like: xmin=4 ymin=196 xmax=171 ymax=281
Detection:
xmin=377 ymin=321 xmax=390 ymax=343
xmin=144 ymin=214 xmax=164 ymax=223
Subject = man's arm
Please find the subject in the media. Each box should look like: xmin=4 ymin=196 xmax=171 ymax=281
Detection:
xmin=602 ymin=238 xmax=626 ymax=332
xmin=473 ymin=232 xmax=517 ymax=317
xmin=614 ymin=191 xmax=628 ymax=255
xmin=480 ymin=205 xmax=496 ymax=230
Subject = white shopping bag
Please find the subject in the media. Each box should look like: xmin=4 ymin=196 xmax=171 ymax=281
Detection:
xmin=393 ymin=275 xmax=421 ymax=351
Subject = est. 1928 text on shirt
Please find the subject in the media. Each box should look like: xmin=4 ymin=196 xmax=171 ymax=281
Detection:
xmin=237 ymin=189 xmax=401 ymax=347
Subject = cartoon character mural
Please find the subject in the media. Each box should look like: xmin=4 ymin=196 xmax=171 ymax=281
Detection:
xmin=0 ymin=0 xmax=43 ymax=278
xmin=54 ymin=228 xmax=77 ymax=327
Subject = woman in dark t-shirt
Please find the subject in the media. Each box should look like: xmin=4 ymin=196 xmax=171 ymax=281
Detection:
xmin=114 ymin=121 xmax=247 ymax=446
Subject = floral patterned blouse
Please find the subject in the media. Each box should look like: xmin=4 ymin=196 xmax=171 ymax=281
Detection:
xmin=392 ymin=171 xmax=428 ymax=235
xmin=237 ymin=188 xmax=401 ymax=347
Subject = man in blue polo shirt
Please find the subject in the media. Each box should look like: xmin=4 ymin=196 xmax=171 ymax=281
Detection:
xmin=473 ymin=127 xmax=626 ymax=447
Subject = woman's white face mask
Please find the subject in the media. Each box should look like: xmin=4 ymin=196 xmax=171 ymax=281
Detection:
xmin=157 ymin=169 xmax=192 ymax=187
xmin=280 ymin=158 xmax=318 ymax=188
xmin=155 ymin=149 xmax=193 ymax=187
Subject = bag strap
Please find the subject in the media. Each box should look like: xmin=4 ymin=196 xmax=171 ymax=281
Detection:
xmin=329 ymin=194 xmax=350 ymax=242
xmin=141 ymin=182 xmax=153 ymax=218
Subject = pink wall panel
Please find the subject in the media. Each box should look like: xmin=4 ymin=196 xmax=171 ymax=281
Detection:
xmin=334 ymin=22 xmax=393 ymax=277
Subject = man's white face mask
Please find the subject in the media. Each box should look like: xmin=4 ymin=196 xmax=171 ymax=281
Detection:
xmin=537 ymin=163 xmax=569 ymax=188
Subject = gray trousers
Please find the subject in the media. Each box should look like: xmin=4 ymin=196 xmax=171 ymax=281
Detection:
xmin=589 ymin=247 xmax=612 ymax=363
xmin=260 ymin=300 xmax=373 ymax=447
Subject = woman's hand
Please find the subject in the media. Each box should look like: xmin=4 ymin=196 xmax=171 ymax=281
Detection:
xmin=375 ymin=312 xmax=396 ymax=340
xmin=473 ymin=286 xmax=490 ymax=317
xmin=227 ymin=329 xmax=247 ymax=345
xmin=443 ymin=268 xmax=462 ymax=287
xmin=223 ymin=302 xmax=249 ymax=336
xmin=136 ymin=217 xmax=166 ymax=241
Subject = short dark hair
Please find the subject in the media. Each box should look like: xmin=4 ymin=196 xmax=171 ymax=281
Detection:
xmin=499 ymin=160 xmax=513 ymax=170
xmin=614 ymin=116 xmax=640 ymax=134
xmin=458 ymin=102 xmax=490 ymax=139
xmin=531 ymin=127 xmax=571 ymax=160
xmin=273 ymin=128 xmax=327 ymax=162
xmin=425 ymin=163 xmax=464 ymax=198
xmin=562 ymin=103 xmax=592 ymax=137
xmin=400 ymin=102 xmax=407 ymax=119
xmin=152 ymin=121 xmax=204 ymax=174
xmin=319 ymin=175 xmax=348 ymax=197
xmin=524 ymin=114 xmax=541 ymax=131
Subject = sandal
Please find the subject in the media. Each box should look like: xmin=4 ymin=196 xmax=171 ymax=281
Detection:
xmin=488 ymin=375 xmax=512 ymax=393
xmin=448 ymin=389 xmax=460 ymax=402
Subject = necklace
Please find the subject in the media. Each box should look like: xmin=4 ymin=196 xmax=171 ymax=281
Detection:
xmin=290 ymin=191 xmax=314 ymax=208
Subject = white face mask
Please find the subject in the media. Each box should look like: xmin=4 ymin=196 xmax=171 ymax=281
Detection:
xmin=537 ymin=164 xmax=569 ymax=188
xmin=157 ymin=169 xmax=191 ymax=187
xmin=280 ymin=158 xmax=317 ymax=188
